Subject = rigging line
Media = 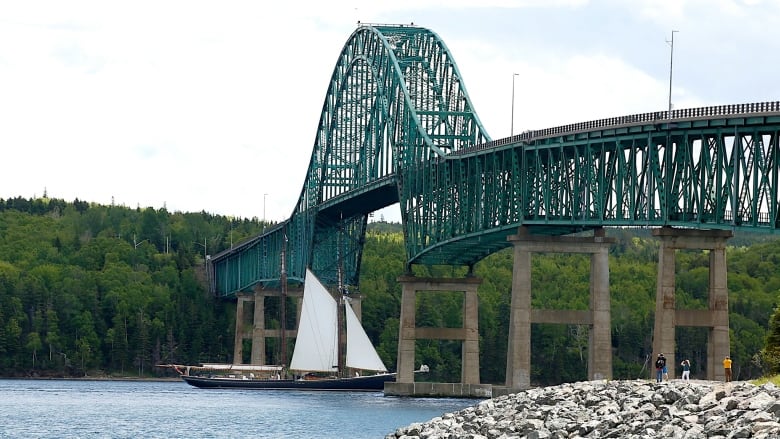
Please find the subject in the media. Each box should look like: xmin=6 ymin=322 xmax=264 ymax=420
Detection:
xmin=637 ymin=353 xmax=650 ymax=379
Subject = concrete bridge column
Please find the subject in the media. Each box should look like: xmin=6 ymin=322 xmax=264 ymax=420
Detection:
xmin=709 ymin=246 xmax=730 ymax=381
xmin=233 ymin=294 xmax=251 ymax=364
xmin=506 ymin=238 xmax=532 ymax=390
xmin=651 ymin=227 xmax=732 ymax=381
xmin=394 ymin=276 xmax=482 ymax=385
xmin=589 ymin=229 xmax=612 ymax=380
xmin=506 ymin=227 xmax=615 ymax=390
xmin=251 ymin=291 xmax=266 ymax=365
xmin=396 ymin=281 xmax=417 ymax=383
xmin=651 ymin=235 xmax=678 ymax=378
xmin=462 ymin=283 xmax=480 ymax=385
xmin=296 ymin=293 xmax=303 ymax=328
xmin=349 ymin=294 xmax=363 ymax=321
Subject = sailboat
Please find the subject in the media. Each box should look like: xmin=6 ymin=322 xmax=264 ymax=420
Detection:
xmin=170 ymin=269 xmax=411 ymax=391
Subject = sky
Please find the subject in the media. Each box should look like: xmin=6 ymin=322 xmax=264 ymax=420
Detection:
xmin=2 ymin=0 xmax=779 ymax=224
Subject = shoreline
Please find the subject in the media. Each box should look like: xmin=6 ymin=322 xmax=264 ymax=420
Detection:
xmin=0 ymin=375 xmax=181 ymax=382
xmin=386 ymin=379 xmax=780 ymax=438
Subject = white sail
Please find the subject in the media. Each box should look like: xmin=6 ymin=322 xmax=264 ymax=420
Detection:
xmin=289 ymin=269 xmax=339 ymax=372
xmin=345 ymin=299 xmax=388 ymax=372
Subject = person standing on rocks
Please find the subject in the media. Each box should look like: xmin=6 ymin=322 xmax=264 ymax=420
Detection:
xmin=655 ymin=353 xmax=666 ymax=382
xmin=723 ymin=356 xmax=733 ymax=382
xmin=680 ymin=359 xmax=691 ymax=381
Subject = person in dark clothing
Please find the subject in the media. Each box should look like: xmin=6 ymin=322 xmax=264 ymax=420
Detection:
xmin=655 ymin=353 xmax=667 ymax=382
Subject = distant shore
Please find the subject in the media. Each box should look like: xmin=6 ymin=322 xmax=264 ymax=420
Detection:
xmin=0 ymin=375 xmax=181 ymax=382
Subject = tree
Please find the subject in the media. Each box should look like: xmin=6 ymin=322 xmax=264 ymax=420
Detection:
xmin=26 ymin=331 xmax=42 ymax=369
xmin=762 ymin=307 xmax=780 ymax=374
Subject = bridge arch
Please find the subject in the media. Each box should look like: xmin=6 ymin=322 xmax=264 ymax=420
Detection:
xmin=258 ymin=24 xmax=491 ymax=290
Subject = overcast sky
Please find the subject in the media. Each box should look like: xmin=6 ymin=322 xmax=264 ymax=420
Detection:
xmin=2 ymin=0 xmax=778 ymax=223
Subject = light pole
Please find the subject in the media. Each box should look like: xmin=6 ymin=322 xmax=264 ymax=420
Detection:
xmin=667 ymin=30 xmax=678 ymax=119
xmin=511 ymin=73 xmax=519 ymax=136
xmin=263 ymin=193 xmax=268 ymax=227
xmin=195 ymin=238 xmax=207 ymax=263
xmin=133 ymin=234 xmax=147 ymax=249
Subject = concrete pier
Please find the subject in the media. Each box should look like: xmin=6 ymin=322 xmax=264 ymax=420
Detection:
xmin=651 ymin=227 xmax=732 ymax=381
xmin=233 ymin=293 xmax=250 ymax=363
xmin=505 ymin=227 xmax=615 ymax=390
xmin=385 ymin=275 xmax=484 ymax=398
xmin=233 ymin=287 xmax=303 ymax=365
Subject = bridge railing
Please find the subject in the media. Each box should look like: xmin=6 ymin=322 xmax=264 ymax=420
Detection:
xmin=454 ymin=101 xmax=780 ymax=156
xmin=618 ymin=209 xmax=773 ymax=227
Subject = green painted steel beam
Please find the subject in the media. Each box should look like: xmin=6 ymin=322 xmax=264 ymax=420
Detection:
xmin=408 ymin=105 xmax=780 ymax=266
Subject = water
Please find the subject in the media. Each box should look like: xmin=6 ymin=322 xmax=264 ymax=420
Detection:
xmin=0 ymin=379 xmax=480 ymax=438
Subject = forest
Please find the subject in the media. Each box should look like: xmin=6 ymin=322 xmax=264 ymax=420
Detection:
xmin=1 ymin=195 xmax=780 ymax=386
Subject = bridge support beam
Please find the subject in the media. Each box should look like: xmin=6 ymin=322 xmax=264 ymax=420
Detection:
xmin=651 ymin=227 xmax=732 ymax=381
xmin=233 ymin=293 xmax=251 ymax=364
xmin=394 ymin=276 xmax=482 ymax=385
xmin=232 ymin=288 xmax=303 ymax=366
xmin=505 ymin=227 xmax=615 ymax=390
xmin=251 ymin=293 xmax=266 ymax=365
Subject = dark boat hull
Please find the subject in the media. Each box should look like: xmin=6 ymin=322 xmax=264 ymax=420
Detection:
xmin=181 ymin=373 xmax=396 ymax=391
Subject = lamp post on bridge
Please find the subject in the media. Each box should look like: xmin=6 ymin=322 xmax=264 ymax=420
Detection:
xmin=667 ymin=30 xmax=678 ymax=119
xmin=263 ymin=193 xmax=268 ymax=232
xmin=511 ymin=73 xmax=519 ymax=136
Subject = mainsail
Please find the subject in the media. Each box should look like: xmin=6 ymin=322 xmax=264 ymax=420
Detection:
xmin=289 ymin=269 xmax=387 ymax=373
xmin=289 ymin=269 xmax=338 ymax=372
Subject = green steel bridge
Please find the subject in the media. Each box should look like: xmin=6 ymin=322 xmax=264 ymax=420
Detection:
xmin=209 ymin=24 xmax=780 ymax=299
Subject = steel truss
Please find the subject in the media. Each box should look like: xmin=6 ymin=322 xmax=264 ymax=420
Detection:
xmin=411 ymin=108 xmax=780 ymax=265
xmin=211 ymin=24 xmax=780 ymax=297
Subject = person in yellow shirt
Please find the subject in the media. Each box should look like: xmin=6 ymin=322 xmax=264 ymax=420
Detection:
xmin=723 ymin=356 xmax=733 ymax=382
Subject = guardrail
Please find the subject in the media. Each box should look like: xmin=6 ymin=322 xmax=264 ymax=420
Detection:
xmin=455 ymin=101 xmax=780 ymax=155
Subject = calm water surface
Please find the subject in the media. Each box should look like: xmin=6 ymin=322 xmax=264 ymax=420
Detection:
xmin=0 ymin=379 xmax=480 ymax=438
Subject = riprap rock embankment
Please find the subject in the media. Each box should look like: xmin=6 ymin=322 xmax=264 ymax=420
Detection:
xmin=386 ymin=380 xmax=780 ymax=438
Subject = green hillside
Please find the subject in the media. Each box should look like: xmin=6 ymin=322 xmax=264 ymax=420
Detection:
xmin=1 ymin=196 xmax=779 ymax=384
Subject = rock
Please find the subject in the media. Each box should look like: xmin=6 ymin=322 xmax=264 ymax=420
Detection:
xmin=386 ymin=379 xmax=780 ymax=438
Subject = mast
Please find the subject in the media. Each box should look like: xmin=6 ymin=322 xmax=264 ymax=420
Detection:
xmin=337 ymin=215 xmax=347 ymax=377
xmin=280 ymin=234 xmax=288 ymax=371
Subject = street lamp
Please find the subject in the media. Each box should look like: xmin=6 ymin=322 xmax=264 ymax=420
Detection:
xmin=263 ymin=193 xmax=268 ymax=231
xmin=133 ymin=234 xmax=147 ymax=249
xmin=667 ymin=30 xmax=678 ymax=119
xmin=511 ymin=73 xmax=519 ymax=136
xmin=195 ymin=238 xmax=207 ymax=262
